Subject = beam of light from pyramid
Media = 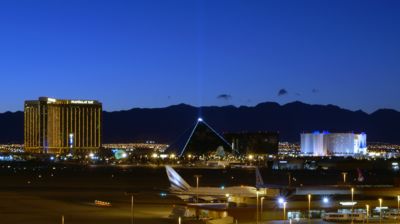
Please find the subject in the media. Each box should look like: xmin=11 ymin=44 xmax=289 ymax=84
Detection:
xmin=200 ymin=119 xmax=231 ymax=148
xmin=179 ymin=119 xmax=201 ymax=157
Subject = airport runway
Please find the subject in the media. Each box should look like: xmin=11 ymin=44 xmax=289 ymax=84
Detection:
xmin=0 ymin=163 xmax=399 ymax=224
xmin=0 ymin=190 xmax=176 ymax=224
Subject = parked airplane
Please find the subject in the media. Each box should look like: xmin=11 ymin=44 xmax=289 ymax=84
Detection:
xmin=165 ymin=165 xmax=266 ymax=201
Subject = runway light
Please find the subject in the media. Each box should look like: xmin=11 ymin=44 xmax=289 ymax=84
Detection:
xmin=322 ymin=197 xmax=329 ymax=204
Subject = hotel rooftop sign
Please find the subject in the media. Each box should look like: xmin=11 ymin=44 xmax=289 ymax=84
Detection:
xmin=37 ymin=97 xmax=100 ymax=105
xmin=71 ymin=100 xmax=94 ymax=104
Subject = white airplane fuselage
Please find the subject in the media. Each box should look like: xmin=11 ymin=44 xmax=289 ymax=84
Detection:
xmin=170 ymin=186 xmax=262 ymax=198
xmin=165 ymin=165 xmax=267 ymax=201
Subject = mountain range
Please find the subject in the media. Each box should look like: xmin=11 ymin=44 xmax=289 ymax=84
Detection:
xmin=1 ymin=101 xmax=400 ymax=144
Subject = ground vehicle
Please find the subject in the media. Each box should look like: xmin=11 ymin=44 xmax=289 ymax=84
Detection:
xmin=323 ymin=213 xmax=365 ymax=222
xmin=385 ymin=212 xmax=400 ymax=220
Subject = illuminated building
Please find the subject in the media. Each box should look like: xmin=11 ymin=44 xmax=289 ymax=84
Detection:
xmin=24 ymin=97 xmax=102 ymax=153
xmin=300 ymin=131 xmax=367 ymax=156
xmin=165 ymin=118 xmax=232 ymax=157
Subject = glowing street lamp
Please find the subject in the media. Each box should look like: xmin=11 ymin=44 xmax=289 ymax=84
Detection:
xmin=283 ymin=201 xmax=287 ymax=221
xmin=308 ymin=194 xmax=311 ymax=220
xmin=351 ymin=188 xmax=355 ymax=211
xmin=342 ymin=172 xmax=348 ymax=184
xmin=397 ymin=195 xmax=400 ymax=213
xmin=351 ymin=188 xmax=354 ymax=202
xmin=378 ymin=198 xmax=383 ymax=224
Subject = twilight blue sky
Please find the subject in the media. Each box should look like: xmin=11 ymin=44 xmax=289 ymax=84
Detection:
xmin=0 ymin=0 xmax=399 ymax=112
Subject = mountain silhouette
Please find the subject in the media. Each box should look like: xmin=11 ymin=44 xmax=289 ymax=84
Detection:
xmin=1 ymin=101 xmax=399 ymax=144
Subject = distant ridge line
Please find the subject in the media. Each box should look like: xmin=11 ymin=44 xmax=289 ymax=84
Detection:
xmin=0 ymin=101 xmax=399 ymax=144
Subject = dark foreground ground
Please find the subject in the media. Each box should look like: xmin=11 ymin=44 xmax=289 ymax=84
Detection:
xmin=0 ymin=162 xmax=398 ymax=224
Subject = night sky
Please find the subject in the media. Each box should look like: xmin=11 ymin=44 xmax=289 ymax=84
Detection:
xmin=0 ymin=0 xmax=399 ymax=113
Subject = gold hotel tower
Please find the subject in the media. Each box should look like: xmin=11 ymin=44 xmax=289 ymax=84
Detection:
xmin=24 ymin=97 xmax=102 ymax=153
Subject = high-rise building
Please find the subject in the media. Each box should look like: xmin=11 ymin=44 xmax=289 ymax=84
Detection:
xmin=24 ymin=97 xmax=102 ymax=154
xmin=300 ymin=131 xmax=367 ymax=156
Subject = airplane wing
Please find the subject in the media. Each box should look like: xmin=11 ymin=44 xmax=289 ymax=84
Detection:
xmin=199 ymin=196 xmax=218 ymax=201
xmin=176 ymin=195 xmax=192 ymax=201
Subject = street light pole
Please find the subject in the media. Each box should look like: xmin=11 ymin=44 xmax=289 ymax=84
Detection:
xmin=125 ymin=192 xmax=135 ymax=224
xmin=308 ymin=194 xmax=311 ymax=221
xmin=342 ymin=172 xmax=347 ymax=184
xmin=260 ymin=196 xmax=265 ymax=222
xmin=397 ymin=195 xmax=400 ymax=213
xmin=131 ymin=194 xmax=134 ymax=224
xmin=283 ymin=201 xmax=287 ymax=222
xmin=351 ymin=187 xmax=354 ymax=211
xmin=379 ymin=198 xmax=383 ymax=224
xmin=194 ymin=175 xmax=201 ymax=204
xmin=256 ymin=191 xmax=259 ymax=224
xmin=351 ymin=188 xmax=355 ymax=223
xmin=366 ymin=204 xmax=369 ymax=224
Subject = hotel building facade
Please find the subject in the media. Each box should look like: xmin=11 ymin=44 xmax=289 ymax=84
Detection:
xmin=300 ymin=131 xmax=367 ymax=156
xmin=24 ymin=97 xmax=102 ymax=153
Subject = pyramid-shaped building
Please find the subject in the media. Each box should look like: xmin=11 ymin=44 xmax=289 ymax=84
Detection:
xmin=166 ymin=118 xmax=233 ymax=157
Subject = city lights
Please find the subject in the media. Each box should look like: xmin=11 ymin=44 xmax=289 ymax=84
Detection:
xmin=0 ymin=1 xmax=398 ymax=224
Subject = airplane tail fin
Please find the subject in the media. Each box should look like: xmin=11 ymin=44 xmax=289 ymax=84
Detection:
xmin=165 ymin=166 xmax=191 ymax=191
xmin=357 ymin=168 xmax=365 ymax=182
xmin=256 ymin=167 xmax=264 ymax=188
